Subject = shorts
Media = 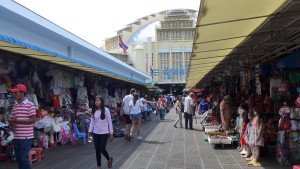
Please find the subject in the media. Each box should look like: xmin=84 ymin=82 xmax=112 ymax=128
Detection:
xmin=130 ymin=113 xmax=142 ymax=120
xmin=123 ymin=114 xmax=132 ymax=124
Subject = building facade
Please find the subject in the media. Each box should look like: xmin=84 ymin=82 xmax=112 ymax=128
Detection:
xmin=104 ymin=9 xmax=197 ymax=94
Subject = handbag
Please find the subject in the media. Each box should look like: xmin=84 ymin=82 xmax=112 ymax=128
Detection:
xmin=280 ymin=117 xmax=291 ymax=131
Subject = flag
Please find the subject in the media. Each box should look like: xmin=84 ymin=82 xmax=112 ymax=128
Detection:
xmin=150 ymin=65 xmax=153 ymax=76
xmin=118 ymin=36 xmax=128 ymax=53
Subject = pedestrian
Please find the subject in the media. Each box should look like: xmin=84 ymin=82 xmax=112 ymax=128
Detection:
xmin=199 ymin=97 xmax=209 ymax=114
xmin=184 ymin=92 xmax=196 ymax=130
xmin=121 ymin=88 xmax=135 ymax=140
xmin=144 ymin=96 xmax=152 ymax=121
xmin=8 ymin=84 xmax=36 ymax=169
xmin=139 ymin=95 xmax=149 ymax=122
xmin=88 ymin=96 xmax=113 ymax=169
xmin=220 ymin=95 xmax=231 ymax=131
xmin=129 ymin=93 xmax=144 ymax=140
xmin=239 ymin=103 xmax=249 ymax=156
xmin=173 ymin=95 xmax=183 ymax=128
xmin=157 ymin=95 xmax=166 ymax=120
xmin=247 ymin=107 xmax=263 ymax=167
xmin=244 ymin=110 xmax=254 ymax=160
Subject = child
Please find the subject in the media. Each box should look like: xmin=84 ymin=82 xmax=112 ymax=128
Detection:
xmin=244 ymin=110 xmax=254 ymax=159
xmin=239 ymin=103 xmax=249 ymax=155
xmin=236 ymin=106 xmax=243 ymax=151
xmin=247 ymin=107 xmax=264 ymax=167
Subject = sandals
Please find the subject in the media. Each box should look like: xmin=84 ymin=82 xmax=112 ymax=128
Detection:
xmin=108 ymin=157 xmax=113 ymax=168
xmin=250 ymin=161 xmax=262 ymax=167
xmin=247 ymin=160 xmax=262 ymax=167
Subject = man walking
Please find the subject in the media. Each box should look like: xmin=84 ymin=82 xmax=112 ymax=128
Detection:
xmin=121 ymin=88 xmax=136 ymax=140
xmin=8 ymin=84 xmax=36 ymax=169
xmin=184 ymin=92 xmax=196 ymax=130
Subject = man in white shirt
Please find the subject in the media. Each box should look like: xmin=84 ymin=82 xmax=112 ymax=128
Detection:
xmin=121 ymin=88 xmax=136 ymax=140
xmin=184 ymin=92 xmax=196 ymax=130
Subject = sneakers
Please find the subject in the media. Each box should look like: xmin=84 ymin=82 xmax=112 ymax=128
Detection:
xmin=137 ymin=136 xmax=142 ymax=140
xmin=240 ymin=149 xmax=247 ymax=155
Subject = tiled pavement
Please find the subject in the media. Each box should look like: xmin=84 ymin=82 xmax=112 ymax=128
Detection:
xmin=1 ymin=108 xmax=294 ymax=169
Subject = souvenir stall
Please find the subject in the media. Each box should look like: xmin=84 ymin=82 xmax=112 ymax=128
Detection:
xmin=268 ymin=52 xmax=300 ymax=166
xmin=0 ymin=50 xmax=133 ymax=162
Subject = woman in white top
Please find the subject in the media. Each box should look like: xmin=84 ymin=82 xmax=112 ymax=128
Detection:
xmin=129 ymin=93 xmax=143 ymax=140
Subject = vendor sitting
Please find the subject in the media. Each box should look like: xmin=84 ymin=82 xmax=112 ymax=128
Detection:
xmin=199 ymin=97 xmax=209 ymax=114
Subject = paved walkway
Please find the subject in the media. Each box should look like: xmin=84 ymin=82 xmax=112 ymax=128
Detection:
xmin=1 ymin=108 xmax=293 ymax=169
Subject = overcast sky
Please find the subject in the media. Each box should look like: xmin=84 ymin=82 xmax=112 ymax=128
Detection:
xmin=14 ymin=0 xmax=200 ymax=47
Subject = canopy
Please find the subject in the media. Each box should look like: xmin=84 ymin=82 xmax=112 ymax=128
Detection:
xmin=0 ymin=34 xmax=158 ymax=89
xmin=186 ymin=0 xmax=288 ymax=88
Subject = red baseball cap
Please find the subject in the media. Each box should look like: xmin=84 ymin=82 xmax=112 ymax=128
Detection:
xmin=11 ymin=84 xmax=27 ymax=93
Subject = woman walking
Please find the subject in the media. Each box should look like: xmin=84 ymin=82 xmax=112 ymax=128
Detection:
xmin=173 ymin=95 xmax=183 ymax=128
xmin=88 ymin=96 xmax=113 ymax=169
xmin=129 ymin=93 xmax=144 ymax=140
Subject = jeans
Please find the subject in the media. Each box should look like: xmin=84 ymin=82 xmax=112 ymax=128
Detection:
xmin=13 ymin=139 xmax=33 ymax=169
xmin=159 ymin=109 xmax=165 ymax=120
xmin=93 ymin=133 xmax=110 ymax=167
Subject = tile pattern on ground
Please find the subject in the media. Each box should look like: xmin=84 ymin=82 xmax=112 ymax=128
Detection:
xmin=1 ymin=108 xmax=293 ymax=169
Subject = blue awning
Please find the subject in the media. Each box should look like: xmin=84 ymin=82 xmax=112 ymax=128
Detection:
xmin=0 ymin=33 xmax=157 ymax=88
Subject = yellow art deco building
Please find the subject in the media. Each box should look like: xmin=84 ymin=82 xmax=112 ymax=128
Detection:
xmin=104 ymin=9 xmax=197 ymax=94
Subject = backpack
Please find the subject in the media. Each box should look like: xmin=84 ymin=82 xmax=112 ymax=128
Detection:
xmin=113 ymin=127 xmax=125 ymax=137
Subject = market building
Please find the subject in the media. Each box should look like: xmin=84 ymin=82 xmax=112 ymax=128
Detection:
xmin=188 ymin=0 xmax=300 ymax=166
xmin=0 ymin=0 xmax=157 ymax=161
xmin=104 ymin=9 xmax=198 ymax=94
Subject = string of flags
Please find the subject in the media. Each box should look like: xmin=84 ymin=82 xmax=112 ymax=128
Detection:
xmin=150 ymin=63 xmax=189 ymax=79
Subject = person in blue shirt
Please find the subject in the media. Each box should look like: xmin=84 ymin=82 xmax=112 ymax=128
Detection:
xmin=199 ymin=97 xmax=209 ymax=114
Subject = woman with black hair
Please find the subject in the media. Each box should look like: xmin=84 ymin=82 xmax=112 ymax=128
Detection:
xmin=88 ymin=96 xmax=113 ymax=169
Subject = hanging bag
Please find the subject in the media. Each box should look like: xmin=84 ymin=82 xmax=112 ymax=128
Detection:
xmin=279 ymin=116 xmax=291 ymax=131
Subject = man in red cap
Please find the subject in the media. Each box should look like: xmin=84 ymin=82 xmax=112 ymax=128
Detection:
xmin=8 ymin=84 xmax=36 ymax=169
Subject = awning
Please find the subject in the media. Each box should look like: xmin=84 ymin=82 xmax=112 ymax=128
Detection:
xmin=186 ymin=0 xmax=289 ymax=88
xmin=0 ymin=34 xmax=157 ymax=89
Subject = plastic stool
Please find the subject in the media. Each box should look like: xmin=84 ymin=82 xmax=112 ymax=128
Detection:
xmin=293 ymin=165 xmax=300 ymax=169
xmin=31 ymin=148 xmax=44 ymax=161
xmin=29 ymin=150 xmax=37 ymax=164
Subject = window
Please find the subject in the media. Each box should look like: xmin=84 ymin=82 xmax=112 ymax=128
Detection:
xmin=160 ymin=53 xmax=169 ymax=61
xmin=185 ymin=52 xmax=191 ymax=60
xmin=172 ymin=52 xmax=182 ymax=60
xmin=173 ymin=30 xmax=181 ymax=38
xmin=160 ymin=31 xmax=168 ymax=38
xmin=185 ymin=30 xmax=194 ymax=37
xmin=152 ymin=53 xmax=154 ymax=66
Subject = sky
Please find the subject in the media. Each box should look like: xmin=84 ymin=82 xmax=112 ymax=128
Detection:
xmin=14 ymin=0 xmax=200 ymax=48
